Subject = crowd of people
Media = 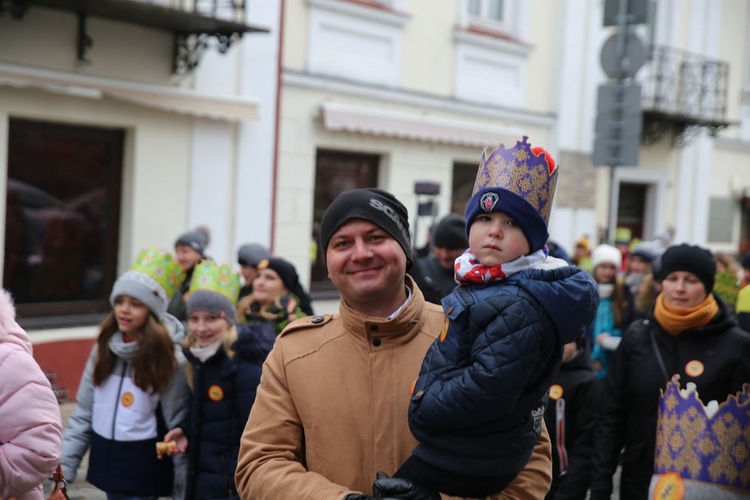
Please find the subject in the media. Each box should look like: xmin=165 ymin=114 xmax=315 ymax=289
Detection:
xmin=3 ymin=136 xmax=750 ymax=500
xmin=413 ymin=221 xmax=750 ymax=499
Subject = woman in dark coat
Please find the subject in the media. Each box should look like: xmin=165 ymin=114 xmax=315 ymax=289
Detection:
xmin=589 ymin=244 xmax=750 ymax=500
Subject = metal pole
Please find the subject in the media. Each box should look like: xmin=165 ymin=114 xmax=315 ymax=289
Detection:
xmin=606 ymin=0 xmax=630 ymax=244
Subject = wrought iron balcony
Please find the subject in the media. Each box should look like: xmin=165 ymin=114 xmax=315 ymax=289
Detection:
xmin=0 ymin=0 xmax=268 ymax=73
xmin=639 ymin=45 xmax=731 ymax=145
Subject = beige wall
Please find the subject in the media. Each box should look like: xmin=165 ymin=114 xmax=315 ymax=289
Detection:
xmin=0 ymin=7 xmax=175 ymax=85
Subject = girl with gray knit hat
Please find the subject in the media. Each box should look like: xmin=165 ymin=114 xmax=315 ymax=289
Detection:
xmin=158 ymin=261 xmax=276 ymax=499
xmin=61 ymin=248 xmax=191 ymax=499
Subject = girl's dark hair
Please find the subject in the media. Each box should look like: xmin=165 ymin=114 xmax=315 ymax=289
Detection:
xmin=93 ymin=311 xmax=177 ymax=393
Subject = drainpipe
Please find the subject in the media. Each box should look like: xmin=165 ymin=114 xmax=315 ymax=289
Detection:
xmin=269 ymin=0 xmax=285 ymax=252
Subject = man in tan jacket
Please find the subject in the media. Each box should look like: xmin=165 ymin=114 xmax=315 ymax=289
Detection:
xmin=235 ymin=188 xmax=552 ymax=499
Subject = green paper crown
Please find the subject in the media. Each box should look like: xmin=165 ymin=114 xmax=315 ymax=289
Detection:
xmin=189 ymin=261 xmax=241 ymax=303
xmin=130 ymin=247 xmax=185 ymax=299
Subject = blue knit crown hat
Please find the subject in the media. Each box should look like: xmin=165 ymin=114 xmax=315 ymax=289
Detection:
xmin=465 ymin=136 xmax=559 ymax=252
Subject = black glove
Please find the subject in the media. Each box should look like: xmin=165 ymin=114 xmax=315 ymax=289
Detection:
xmin=344 ymin=495 xmax=379 ymax=500
xmin=372 ymin=472 xmax=441 ymax=500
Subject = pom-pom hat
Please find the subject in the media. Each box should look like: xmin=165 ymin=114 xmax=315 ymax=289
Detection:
xmin=465 ymin=136 xmax=558 ymax=253
xmin=175 ymin=229 xmax=209 ymax=257
xmin=591 ymin=244 xmax=623 ymax=270
xmin=187 ymin=261 xmax=241 ymax=325
xmin=110 ymin=247 xmax=185 ymax=320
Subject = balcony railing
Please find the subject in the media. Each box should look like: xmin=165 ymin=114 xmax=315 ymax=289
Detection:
xmin=136 ymin=0 xmax=245 ymax=22
xmin=639 ymin=45 xmax=731 ymax=144
xmin=1 ymin=0 xmax=267 ymax=73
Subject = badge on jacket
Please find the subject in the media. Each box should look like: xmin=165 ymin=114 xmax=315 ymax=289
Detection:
xmin=208 ymin=385 xmax=224 ymax=401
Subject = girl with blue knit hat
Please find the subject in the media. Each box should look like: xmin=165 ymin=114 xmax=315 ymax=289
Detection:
xmin=158 ymin=261 xmax=276 ymax=499
xmin=61 ymin=248 xmax=191 ymax=499
xmin=380 ymin=137 xmax=600 ymax=498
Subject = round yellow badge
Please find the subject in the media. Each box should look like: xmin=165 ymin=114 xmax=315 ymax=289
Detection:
xmin=208 ymin=385 xmax=224 ymax=401
xmin=439 ymin=317 xmax=450 ymax=342
xmin=685 ymin=360 xmax=704 ymax=378
xmin=549 ymin=384 xmax=564 ymax=400
xmin=121 ymin=391 xmax=135 ymax=408
xmin=652 ymin=472 xmax=684 ymax=500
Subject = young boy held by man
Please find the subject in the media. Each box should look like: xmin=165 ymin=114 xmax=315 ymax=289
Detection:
xmin=377 ymin=136 xmax=599 ymax=498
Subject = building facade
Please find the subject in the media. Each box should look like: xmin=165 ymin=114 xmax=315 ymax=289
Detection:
xmin=274 ymin=0 xmax=750 ymax=314
xmin=0 ymin=0 xmax=281 ymax=396
xmin=2 ymin=0 xmax=749 ymax=394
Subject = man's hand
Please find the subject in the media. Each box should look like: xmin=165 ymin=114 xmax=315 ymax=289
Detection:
xmin=372 ymin=472 xmax=440 ymax=500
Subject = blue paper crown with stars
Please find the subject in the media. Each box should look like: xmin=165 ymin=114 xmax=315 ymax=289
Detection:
xmin=465 ymin=136 xmax=559 ymax=252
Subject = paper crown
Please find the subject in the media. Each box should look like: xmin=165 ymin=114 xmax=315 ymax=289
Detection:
xmin=614 ymin=227 xmax=632 ymax=244
xmin=653 ymin=376 xmax=750 ymax=493
xmin=188 ymin=260 xmax=241 ymax=303
xmin=471 ymin=136 xmax=558 ymax=224
xmin=130 ymin=247 xmax=185 ymax=299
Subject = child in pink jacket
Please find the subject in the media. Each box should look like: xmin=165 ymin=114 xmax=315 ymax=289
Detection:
xmin=0 ymin=289 xmax=63 ymax=500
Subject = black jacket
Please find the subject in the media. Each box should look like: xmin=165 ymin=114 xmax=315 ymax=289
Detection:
xmin=544 ymin=346 xmax=602 ymax=499
xmin=412 ymin=255 xmax=458 ymax=304
xmin=590 ymin=296 xmax=750 ymax=500
xmin=182 ymin=323 xmax=275 ymax=499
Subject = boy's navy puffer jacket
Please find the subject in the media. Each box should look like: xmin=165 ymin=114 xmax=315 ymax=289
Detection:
xmin=409 ymin=259 xmax=599 ymax=478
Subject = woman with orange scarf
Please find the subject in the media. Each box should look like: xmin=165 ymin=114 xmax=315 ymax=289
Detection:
xmin=589 ymin=244 xmax=750 ymax=500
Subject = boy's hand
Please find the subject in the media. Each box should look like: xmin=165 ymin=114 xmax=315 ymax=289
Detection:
xmin=373 ymin=472 xmax=440 ymax=499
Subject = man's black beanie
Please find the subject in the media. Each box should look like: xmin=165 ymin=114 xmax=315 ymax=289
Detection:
xmin=320 ymin=188 xmax=413 ymax=269
xmin=432 ymin=213 xmax=469 ymax=250
xmin=657 ymin=243 xmax=716 ymax=293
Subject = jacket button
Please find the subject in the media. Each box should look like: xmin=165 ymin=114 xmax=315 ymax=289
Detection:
xmin=311 ymin=316 xmax=324 ymax=324
xmin=369 ymin=324 xmax=378 ymax=331
xmin=372 ymin=338 xmax=382 ymax=347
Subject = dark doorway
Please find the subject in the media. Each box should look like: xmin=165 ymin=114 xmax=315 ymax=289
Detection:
xmin=617 ymin=182 xmax=647 ymax=241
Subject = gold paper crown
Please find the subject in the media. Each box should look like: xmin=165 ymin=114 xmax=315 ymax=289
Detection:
xmin=471 ymin=136 xmax=558 ymax=224
xmin=653 ymin=376 xmax=750 ymax=492
xmin=130 ymin=247 xmax=185 ymax=299
xmin=188 ymin=261 xmax=241 ymax=303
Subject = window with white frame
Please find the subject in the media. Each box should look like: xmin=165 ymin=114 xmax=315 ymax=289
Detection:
xmin=306 ymin=0 xmax=409 ymax=87
xmin=453 ymin=0 xmax=531 ymax=107
xmin=466 ymin=0 xmax=513 ymax=33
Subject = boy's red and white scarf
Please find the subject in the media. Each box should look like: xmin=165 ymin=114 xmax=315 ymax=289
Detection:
xmin=454 ymin=247 xmax=549 ymax=285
